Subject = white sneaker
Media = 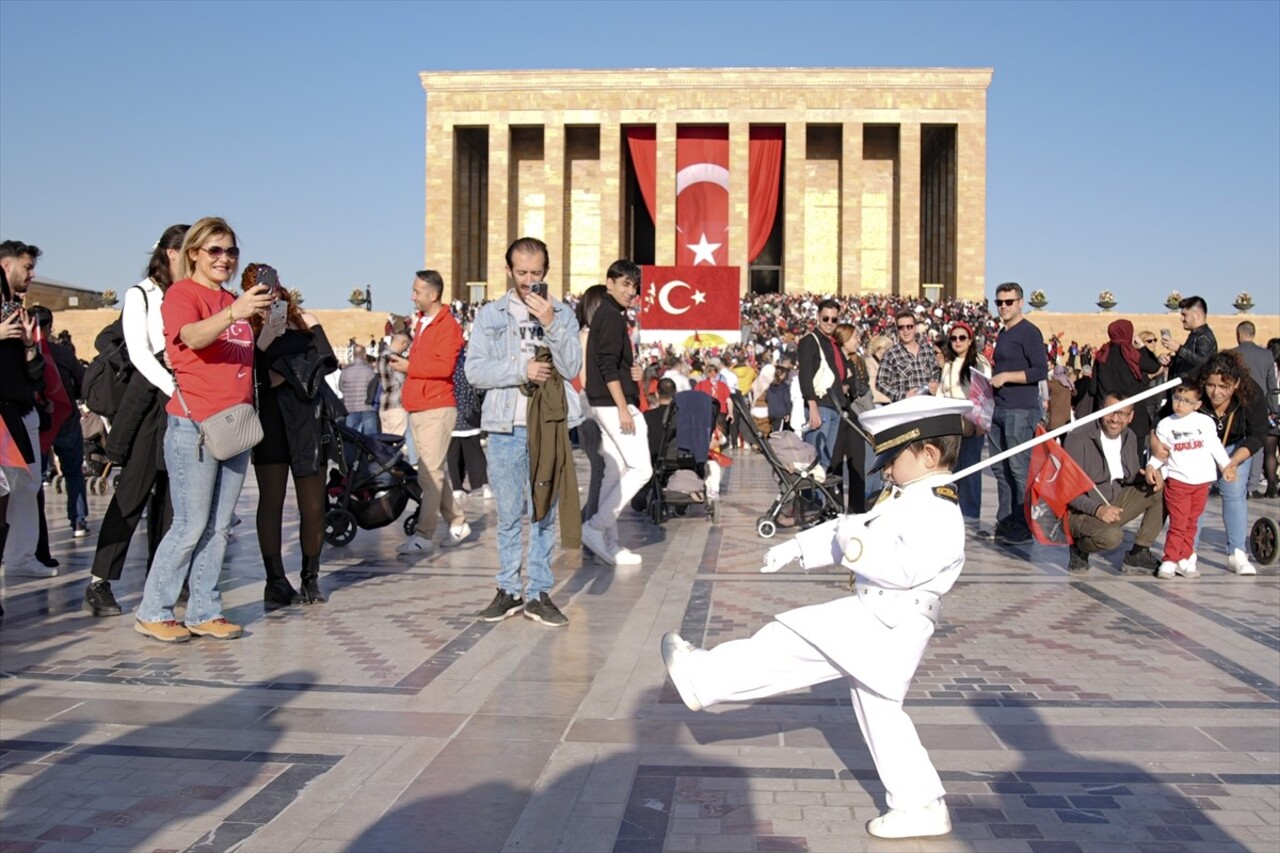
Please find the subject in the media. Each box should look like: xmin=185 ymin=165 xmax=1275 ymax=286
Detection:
xmin=613 ymin=546 xmax=643 ymax=566
xmin=1176 ymin=556 xmax=1200 ymax=579
xmin=481 ymin=485 xmax=493 ymax=500
xmin=1228 ymin=548 xmax=1257 ymax=576
xmin=660 ymin=631 xmax=704 ymax=711
xmin=452 ymin=489 xmax=466 ymax=504
xmin=867 ymin=799 xmax=952 ymax=839
xmin=5 ymin=558 xmax=59 ymax=578
xmin=444 ymin=522 xmax=471 ymax=546
xmin=580 ymin=524 xmax=616 ymax=566
xmin=396 ymin=535 xmax=435 ymax=557
xmin=1157 ymin=560 xmax=1177 ymax=579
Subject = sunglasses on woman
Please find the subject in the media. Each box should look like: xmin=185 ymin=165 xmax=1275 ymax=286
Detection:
xmin=200 ymin=246 xmax=241 ymax=260
xmin=950 ymin=334 xmax=969 ymax=342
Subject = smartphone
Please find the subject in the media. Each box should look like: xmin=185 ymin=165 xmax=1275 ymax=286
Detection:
xmin=1 ymin=301 xmax=20 ymax=322
xmin=255 ymin=265 xmax=280 ymax=292
xmin=1160 ymin=328 xmax=1171 ymax=339
xmin=530 ymin=281 xmax=548 ymax=300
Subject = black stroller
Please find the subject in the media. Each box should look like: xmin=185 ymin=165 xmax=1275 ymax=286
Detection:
xmin=637 ymin=390 xmax=722 ymax=525
xmin=324 ymin=422 xmax=422 ymax=546
xmin=730 ymin=394 xmax=843 ymax=538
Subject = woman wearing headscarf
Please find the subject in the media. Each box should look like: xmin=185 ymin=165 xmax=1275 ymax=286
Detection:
xmin=1093 ymin=318 xmax=1161 ymax=442
xmin=1047 ymin=364 xmax=1074 ymax=430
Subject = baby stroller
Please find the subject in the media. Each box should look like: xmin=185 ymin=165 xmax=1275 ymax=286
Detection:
xmin=731 ymin=394 xmax=843 ymax=539
xmin=638 ymin=390 xmax=722 ymax=525
xmin=324 ymin=421 xmax=421 ymax=546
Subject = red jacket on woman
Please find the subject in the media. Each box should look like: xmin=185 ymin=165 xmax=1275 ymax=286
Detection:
xmin=401 ymin=307 xmax=463 ymax=412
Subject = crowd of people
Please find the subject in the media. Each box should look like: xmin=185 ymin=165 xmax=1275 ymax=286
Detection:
xmin=2 ymin=227 xmax=1278 ymax=634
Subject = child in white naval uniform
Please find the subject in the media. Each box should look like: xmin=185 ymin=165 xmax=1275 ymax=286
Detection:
xmin=661 ymin=395 xmax=973 ymax=840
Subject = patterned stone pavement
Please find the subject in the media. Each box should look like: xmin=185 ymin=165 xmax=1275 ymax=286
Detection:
xmin=1 ymin=452 xmax=1277 ymax=852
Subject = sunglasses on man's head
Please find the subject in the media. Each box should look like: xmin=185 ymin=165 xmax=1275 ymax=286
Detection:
xmin=200 ymin=246 xmax=241 ymax=260
xmin=994 ymin=298 xmax=1018 ymax=307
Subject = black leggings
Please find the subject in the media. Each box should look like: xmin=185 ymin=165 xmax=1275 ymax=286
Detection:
xmin=1264 ymin=434 xmax=1279 ymax=493
xmin=254 ymin=464 xmax=326 ymax=562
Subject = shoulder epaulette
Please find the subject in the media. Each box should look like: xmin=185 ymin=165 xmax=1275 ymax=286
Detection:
xmin=932 ymin=484 xmax=960 ymax=504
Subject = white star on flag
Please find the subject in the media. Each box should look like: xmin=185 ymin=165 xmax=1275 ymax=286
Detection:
xmin=687 ymin=232 xmax=721 ymax=265
xmin=691 ymin=290 xmax=707 ymax=305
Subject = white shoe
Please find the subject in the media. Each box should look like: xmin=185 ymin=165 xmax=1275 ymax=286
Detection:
xmin=1176 ymin=556 xmax=1200 ymax=578
xmin=444 ymin=522 xmax=471 ymax=546
xmin=660 ymin=631 xmax=704 ymax=711
xmin=1228 ymin=548 xmax=1257 ymax=576
xmin=481 ymin=485 xmax=493 ymax=500
xmin=580 ymin=524 xmax=616 ymax=566
xmin=1157 ymin=560 xmax=1177 ymax=579
xmin=5 ymin=558 xmax=59 ymax=578
xmin=396 ymin=535 xmax=435 ymax=557
xmin=867 ymin=799 xmax=952 ymax=839
xmin=613 ymin=546 xmax=643 ymax=566
xmin=452 ymin=489 xmax=466 ymax=504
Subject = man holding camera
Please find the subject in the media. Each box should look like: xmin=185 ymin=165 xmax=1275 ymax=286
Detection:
xmin=464 ymin=238 xmax=581 ymax=628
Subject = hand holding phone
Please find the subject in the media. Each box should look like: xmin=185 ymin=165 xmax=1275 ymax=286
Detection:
xmin=255 ymin=265 xmax=280 ymax=293
xmin=530 ymin=281 xmax=548 ymax=300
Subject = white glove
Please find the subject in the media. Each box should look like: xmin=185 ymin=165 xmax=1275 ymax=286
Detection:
xmin=761 ymin=540 xmax=803 ymax=573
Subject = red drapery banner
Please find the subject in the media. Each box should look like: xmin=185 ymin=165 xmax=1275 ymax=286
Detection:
xmin=626 ymin=125 xmax=783 ymax=266
xmin=639 ymin=265 xmax=740 ymax=332
xmin=625 ymin=127 xmax=656 ymax=220
xmin=676 ymin=127 xmax=730 ymax=266
xmin=747 ymin=126 xmax=783 ymax=263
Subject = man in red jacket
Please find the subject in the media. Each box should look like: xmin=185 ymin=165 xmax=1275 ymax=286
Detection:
xmin=387 ymin=270 xmax=470 ymax=556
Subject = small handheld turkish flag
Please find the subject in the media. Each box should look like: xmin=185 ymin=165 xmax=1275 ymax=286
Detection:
xmin=1025 ymin=426 xmax=1096 ymax=546
xmin=639 ymin=266 xmax=740 ymax=333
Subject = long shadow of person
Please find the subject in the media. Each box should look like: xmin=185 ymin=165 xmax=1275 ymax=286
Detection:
xmin=1 ymin=669 xmax=321 ymax=852
xmin=344 ymin=687 xmax=768 ymax=853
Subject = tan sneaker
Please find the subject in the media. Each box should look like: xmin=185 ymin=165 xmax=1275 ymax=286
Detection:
xmin=135 ymin=619 xmax=191 ymax=643
xmin=188 ymin=618 xmax=243 ymax=640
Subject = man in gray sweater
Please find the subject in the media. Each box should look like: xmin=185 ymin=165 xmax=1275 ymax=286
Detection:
xmin=1229 ymin=321 xmax=1279 ymax=496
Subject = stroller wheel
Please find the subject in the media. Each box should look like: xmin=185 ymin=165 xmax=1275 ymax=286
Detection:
xmin=673 ymin=504 xmax=691 ymax=518
xmin=708 ymin=500 xmax=720 ymax=524
xmin=648 ymin=496 xmax=664 ymax=525
xmin=756 ymin=517 xmax=777 ymax=539
xmin=324 ymin=509 xmax=357 ymax=546
xmin=1251 ymin=516 xmax=1279 ymax=566
xmin=403 ymin=511 xmax=419 ymax=537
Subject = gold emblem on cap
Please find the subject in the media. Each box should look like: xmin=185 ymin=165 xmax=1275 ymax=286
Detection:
xmin=873 ymin=427 xmax=921 ymax=454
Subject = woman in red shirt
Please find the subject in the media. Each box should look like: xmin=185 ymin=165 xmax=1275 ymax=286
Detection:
xmin=133 ymin=217 xmax=274 ymax=644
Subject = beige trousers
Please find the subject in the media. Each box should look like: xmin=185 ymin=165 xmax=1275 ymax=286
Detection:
xmin=408 ymin=407 xmax=463 ymax=539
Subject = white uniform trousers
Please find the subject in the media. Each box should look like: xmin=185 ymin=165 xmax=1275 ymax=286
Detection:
xmin=685 ymin=619 xmax=945 ymax=811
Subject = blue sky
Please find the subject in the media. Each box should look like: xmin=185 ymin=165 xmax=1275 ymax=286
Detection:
xmin=1 ymin=0 xmax=1276 ymax=314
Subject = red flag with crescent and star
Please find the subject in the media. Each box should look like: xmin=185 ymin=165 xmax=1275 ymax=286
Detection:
xmin=676 ymin=127 xmax=730 ymax=267
xmin=639 ymin=265 xmax=740 ymax=332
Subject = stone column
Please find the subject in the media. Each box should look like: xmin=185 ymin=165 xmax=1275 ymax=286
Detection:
xmin=783 ymin=121 xmax=806 ymax=294
xmin=956 ymin=120 xmax=986 ymax=301
xmin=424 ymin=121 xmax=454 ymax=292
xmin=486 ymin=124 xmax=511 ymax=298
xmin=543 ymin=122 xmax=566 ymax=297
xmin=599 ymin=118 xmax=622 ymax=268
xmin=728 ymin=121 xmax=750 ymax=294
xmin=840 ymin=122 xmax=863 ymax=297
xmin=655 ymin=120 xmax=676 ymax=265
xmin=897 ymin=123 xmax=921 ymax=297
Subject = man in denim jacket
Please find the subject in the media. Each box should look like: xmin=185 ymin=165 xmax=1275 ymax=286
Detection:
xmin=465 ymin=237 xmax=582 ymax=628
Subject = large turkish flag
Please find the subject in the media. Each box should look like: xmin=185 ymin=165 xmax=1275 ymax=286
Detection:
xmin=676 ymin=127 xmax=730 ymax=267
xmin=639 ymin=266 xmax=740 ymax=332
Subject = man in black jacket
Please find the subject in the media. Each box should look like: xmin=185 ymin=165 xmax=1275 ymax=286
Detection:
xmin=30 ymin=306 xmax=89 ymax=539
xmin=581 ymin=259 xmax=650 ymax=567
xmin=796 ymin=299 xmax=848 ymax=470
xmin=1063 ymin=395 xmax=1166 ymax=574
xmin=1160 ymin=295 xmax=1217 ymax=384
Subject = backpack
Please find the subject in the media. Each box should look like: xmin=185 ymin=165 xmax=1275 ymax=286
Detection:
xmin=84 ymin=286 xmax=147 ymax=419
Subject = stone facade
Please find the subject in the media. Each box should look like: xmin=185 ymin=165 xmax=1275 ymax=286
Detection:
xmin=420 ymin=67 xmax=993 ymax=301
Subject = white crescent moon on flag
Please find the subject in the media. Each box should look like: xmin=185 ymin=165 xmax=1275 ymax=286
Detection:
xmin=675 ymin=163 xmax=730 ymax=195
xmin=658 ymin=280 xmax=692 ymax=315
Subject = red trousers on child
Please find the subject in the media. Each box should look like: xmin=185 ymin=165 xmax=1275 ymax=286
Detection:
xmin=1163 ymin=477 xmax=1209 ymax=562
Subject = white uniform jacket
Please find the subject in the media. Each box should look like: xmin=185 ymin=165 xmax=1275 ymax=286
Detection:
xmin=776 ymin=473 xmax=966 ymax=702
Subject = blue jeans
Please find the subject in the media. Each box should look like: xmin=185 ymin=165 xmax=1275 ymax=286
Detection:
xmin=487 ymin=428 xmax=557 ymax=598
xmin=52 ymin=427 xmax=87 ymax=525
xmin=803 ymin=406 xmax=840 ymax=471
xmin=136 ymin=417 xmax=249 ymax=626
xmin=988 ymin=407 xmax=1038 ymax=534
xmin=345 ymin=410 xmax=380 ymax=436
xmin=956 ymin=433 xmax=985 ymax=521
xmin=1195 ymin=445 xmax=1251 ymax=555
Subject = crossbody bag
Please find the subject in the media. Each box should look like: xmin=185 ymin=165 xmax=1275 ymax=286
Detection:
xmin=173 ymin=376 xmax=263 ymax=462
